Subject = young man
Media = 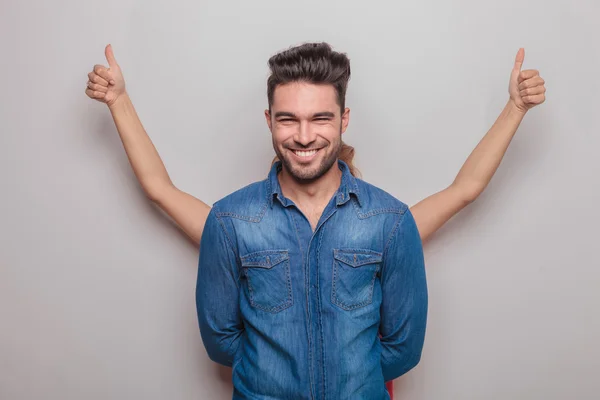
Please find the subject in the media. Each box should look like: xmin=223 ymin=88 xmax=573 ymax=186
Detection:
xmin=85 ymin=41 xmax=546 ymax=400
xmin=197 ymin=44 xmax=427 ymax=399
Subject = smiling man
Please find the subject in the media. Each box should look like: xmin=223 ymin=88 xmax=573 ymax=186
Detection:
xmin=196 ymin=43 xmax=428 ymax=400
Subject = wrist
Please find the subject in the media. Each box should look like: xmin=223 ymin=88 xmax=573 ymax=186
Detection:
xmin=507 ymin=98 xmax=528 ymax=117
xmin=107 ymin=92 xmax=129 ymax=110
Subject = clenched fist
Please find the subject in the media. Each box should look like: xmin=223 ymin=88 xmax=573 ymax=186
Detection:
xmin=85 ymin=44 xmax=126 ymax=106
xmin=509 ymin=48 xmax=546 ymax=113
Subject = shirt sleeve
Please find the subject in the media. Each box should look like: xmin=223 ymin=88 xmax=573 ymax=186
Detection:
xmin=379 ymin=207 xmax=428 ymax=381
xmin=196 ymin=206 xmax=244 ymax=367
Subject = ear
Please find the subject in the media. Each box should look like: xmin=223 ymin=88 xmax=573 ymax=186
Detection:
xmin=264 ymin=109 xmax=272 ymax=132
xmin=341 ymin=108 xmax=350 ymax=134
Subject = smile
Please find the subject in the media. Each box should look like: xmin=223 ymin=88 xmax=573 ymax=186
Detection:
xmin=292 ymin=149 xmax=319 ymax=157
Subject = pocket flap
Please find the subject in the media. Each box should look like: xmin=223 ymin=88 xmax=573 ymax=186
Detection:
xmin=333 ymin=249 xmax=383 ymax=268
xmin=240 ymin=250 xmax=289 ymax=269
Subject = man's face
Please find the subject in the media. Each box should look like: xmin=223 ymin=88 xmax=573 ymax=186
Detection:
xmin=265 ymin=82 xmax=350 ymax=183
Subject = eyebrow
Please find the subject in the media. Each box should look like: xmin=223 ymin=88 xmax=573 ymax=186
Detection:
xmin=274 ymin=111 xmax=335 ymax=119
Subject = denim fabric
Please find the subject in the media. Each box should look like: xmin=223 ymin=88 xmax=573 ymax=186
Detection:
xmin=196 ymin=160 xmax=428 ymax=400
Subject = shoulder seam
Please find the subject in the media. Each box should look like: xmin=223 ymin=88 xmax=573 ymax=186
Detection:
xmin=213 ymin=180 xmax=269 ymax=222
xmin=382 ymin=207 xmax=409 ymax=265
xmin=212 ymin=206 xmax=239 ymax=263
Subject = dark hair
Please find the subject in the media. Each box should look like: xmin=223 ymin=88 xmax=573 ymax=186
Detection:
xmin=267 ymin=42 xmax=351 ymax=114
xmin=267 ymin=42 xmax=360 ymax=177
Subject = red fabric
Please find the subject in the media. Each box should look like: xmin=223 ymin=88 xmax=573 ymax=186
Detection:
xmin=385 ymin=381 xmax=394 ymax=399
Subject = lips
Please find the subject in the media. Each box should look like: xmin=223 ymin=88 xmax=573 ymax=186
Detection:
xmin=289 ymin=148 xmax=321 ymax=162
xmin=293 ymin=149 xmax=318 ymax=157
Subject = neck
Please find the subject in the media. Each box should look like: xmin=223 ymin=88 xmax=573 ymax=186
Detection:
xmin=278 ymin=161 xmax=342 ymax=207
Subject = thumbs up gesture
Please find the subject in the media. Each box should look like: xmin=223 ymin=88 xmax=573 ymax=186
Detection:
xmin=509 ymin=48 xmax=546 ymax=113
xmin=85 ymin=44 xmax=126 ymax=106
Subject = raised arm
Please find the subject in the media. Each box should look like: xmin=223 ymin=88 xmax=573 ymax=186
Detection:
xmin=410 ymin=48 xmax=546 ymax=242
xmin=86 ymin=44 xmax=211 ymax=244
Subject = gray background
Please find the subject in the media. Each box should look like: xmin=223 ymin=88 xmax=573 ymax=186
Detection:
xmin=1 ymin=0 xmax=599 ymax=399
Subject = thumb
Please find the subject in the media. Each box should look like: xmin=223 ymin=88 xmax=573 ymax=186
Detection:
xmin=105 ymin=44 xmax=118 ymax=68
xmin=513 ymin=47 xmax=525 ymax=72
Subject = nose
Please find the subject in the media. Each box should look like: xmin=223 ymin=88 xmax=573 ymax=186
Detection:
xmin=294 ymin=120 xmax=317 ymax=147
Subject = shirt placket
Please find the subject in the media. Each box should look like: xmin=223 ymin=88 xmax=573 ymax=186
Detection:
xmin=301 ymin=198 xmax=340 ymax=400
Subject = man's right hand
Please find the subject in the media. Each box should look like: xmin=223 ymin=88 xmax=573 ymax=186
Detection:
xmin=85 ymin=44 xmax=125 ymax=106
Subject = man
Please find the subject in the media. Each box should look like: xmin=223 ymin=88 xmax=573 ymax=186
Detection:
xmin=196 ymin=43 xmax=427 ymax=399
xmin=85 ymin=40 xmax=546 ymax=400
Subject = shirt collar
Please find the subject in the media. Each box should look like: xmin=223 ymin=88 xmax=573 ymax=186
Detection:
xmin=267 ymin=159 xmax=362 ymax=209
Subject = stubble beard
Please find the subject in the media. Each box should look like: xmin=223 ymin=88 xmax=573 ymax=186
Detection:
xmin=274 ymin=133 xmax=342 ymax=184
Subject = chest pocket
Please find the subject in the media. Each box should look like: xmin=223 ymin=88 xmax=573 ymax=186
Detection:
xmin=240 ymin=250 xmax=293 ymax=313
xmin=331 ymin=249 xmax=383 ymax=311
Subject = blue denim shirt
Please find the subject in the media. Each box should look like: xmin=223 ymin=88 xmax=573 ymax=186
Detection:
xmin=196 ymin=160 xmax=428 ymax=400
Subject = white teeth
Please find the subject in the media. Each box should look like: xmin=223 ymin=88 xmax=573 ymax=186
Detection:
xmin=294 ymin=150 xmax=318 ymax=157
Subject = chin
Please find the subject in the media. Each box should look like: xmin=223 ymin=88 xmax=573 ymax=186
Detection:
xmin=289 ymin=158 xmax=338 ymax=183
xmin=290 ymin=168 xmax=322 ymax=182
